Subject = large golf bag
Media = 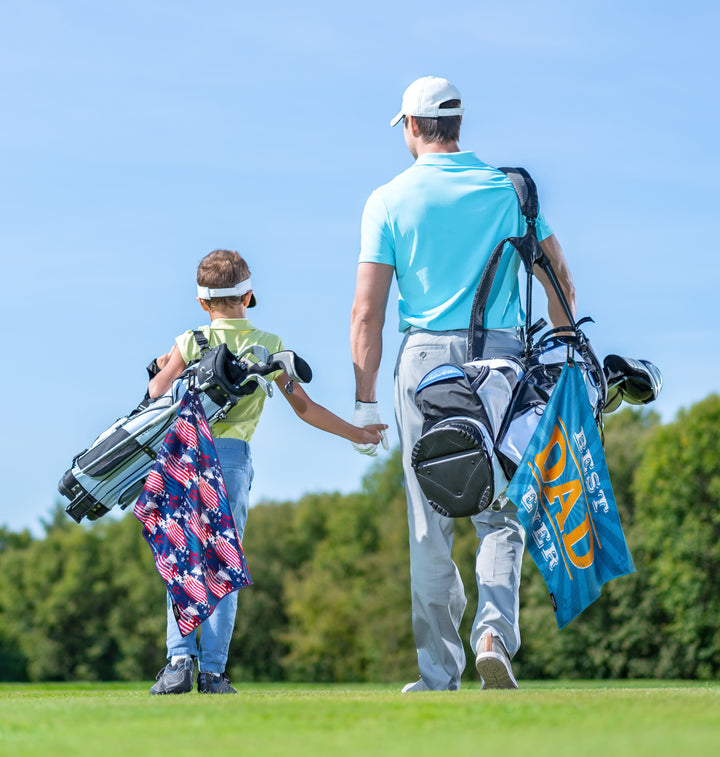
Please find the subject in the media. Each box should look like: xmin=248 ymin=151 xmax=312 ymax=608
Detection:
xmin=411 ymin=168 xmax=661 ymax=519
xmin=59 ymin=338 xmax=312 ymax=523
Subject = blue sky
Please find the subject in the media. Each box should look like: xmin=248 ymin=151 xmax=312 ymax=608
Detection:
xmin=1 ymin=1 xmax=718 ymax=535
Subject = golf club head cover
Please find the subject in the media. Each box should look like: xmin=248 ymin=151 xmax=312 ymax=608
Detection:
xmin=603 ymin=355 xmax=663 ymax=412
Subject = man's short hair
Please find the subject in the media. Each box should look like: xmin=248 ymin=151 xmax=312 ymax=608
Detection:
xmin=414 ymin=99 xmax=462 ymax=144
xmin=197 ymin=249 xmax=251 ymax=308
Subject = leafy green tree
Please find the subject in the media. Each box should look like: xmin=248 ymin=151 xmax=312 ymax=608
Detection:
xmin=0 ymin=506 xmax=167 ymax=682
xmin=280 ymin=451 xmax=416 ymax=682
xmin=2 ymin=398 xmax=718 ymax=683
xmin=0 ymin=526 xmax=33 ymax=680
xmin=632 ymin=394 xmax=720 ymax=678
xmin=228 ymin=500 xmax=299 ymax=682
xmin=0 ymin=507 xmax=118 ymax=680
xmin=99 ymin=513 xmax=167 ymax=680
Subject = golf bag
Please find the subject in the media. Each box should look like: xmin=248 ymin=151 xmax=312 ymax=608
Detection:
xmin=59 ymin=335 xmax=312 ymax=523
xmin=411 ymin=167 xmax=660 ymax=519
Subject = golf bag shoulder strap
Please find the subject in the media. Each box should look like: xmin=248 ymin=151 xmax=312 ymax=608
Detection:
xmin=500 ymin=166 xmax=538 ymax=222
xmin=467 ymin=167 xmax=543 ymax=361
xmin=193 ymin=329 xmax=211 ymax=354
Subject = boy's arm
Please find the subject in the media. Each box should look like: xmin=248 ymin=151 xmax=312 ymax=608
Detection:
xmin=148 ymin=345 xmax=188 ymax=398
xmin=275 ymin=372 xmax=387 ymax=445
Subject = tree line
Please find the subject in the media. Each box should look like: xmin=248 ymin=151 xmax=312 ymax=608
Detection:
xmin=1 ymin=396 xmax=719 ymax=683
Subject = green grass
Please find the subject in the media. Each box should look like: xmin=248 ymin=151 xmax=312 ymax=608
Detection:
xmin=1 ymin=681 xmax=718 ymax=757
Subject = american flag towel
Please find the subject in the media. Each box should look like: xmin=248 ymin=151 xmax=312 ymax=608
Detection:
xmin=134 ymin=389 xmax=252 ymax=636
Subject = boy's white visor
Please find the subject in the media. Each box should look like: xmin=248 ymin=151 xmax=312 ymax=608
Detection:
xmin=197 ymin=278 xmax=256 ymax=306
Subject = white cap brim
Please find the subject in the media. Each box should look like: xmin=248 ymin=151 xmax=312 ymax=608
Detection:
xmin=391 ymin=107 xmax=464 ymax=127
xmin=197 ymin=277 xmax=256 ymax=306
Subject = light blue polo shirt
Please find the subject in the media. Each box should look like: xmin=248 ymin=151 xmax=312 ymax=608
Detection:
xmin=359 ymin=152 xmax=552 ymax=332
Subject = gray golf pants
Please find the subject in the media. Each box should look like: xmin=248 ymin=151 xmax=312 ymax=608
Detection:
xmin=394 ymin=327 xmax=526 ymax=691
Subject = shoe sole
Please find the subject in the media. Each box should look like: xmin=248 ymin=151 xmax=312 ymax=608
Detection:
xmin=475 ymin=652 xmax=518 ymax=689
xmin=150 ymin=681 xmax=193 ymax=695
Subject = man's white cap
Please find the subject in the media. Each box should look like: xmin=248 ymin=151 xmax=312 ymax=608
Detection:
xmin=390 ymin=76 xmax=464 ymax=127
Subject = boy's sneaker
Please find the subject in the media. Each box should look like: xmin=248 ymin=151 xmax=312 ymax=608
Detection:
xmin=198 ymin=671 xmax=238 ymax=694
xmin=150 ymin=658 xmax=194 ymax=695
xmin=475 ymin=633 xmax=518 ymax=690
xmin=401 ymin=678 xmax=430 ymax=693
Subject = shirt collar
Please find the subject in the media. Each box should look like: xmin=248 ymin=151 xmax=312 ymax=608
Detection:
xmin=210 ymin=318 xmax=253 ymax=330
xmin=414 ymin=151 xmax=483 ymax=167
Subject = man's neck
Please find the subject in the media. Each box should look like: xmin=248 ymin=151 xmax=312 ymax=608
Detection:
xmin=414 ymin=139 xmax=460 ymax=157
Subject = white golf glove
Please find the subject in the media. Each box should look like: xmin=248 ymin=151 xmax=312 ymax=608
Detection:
xmin=352 ymin=401 xmax=390 ymax=456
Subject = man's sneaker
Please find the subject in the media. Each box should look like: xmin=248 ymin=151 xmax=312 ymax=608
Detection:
xmin=198 ymin=671 xmax=238 ymax=694
xmin=150 ymin=658 xmax=194 ymax=695
xmin=401 ymin=678 xmax=430 ymax=693
xmin=475 ymin=633 xmax=518 ymax=690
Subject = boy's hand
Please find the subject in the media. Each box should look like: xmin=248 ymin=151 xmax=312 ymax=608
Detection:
xmin=352 ymin=401 xmax=390 ymax=455
xmin=357 ymin=424 xmax=389 ymax=447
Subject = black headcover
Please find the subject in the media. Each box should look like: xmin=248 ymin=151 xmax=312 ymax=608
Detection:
xmin=603 ymin=355 xmax=663 ymax=412
xmin=195 ymin=343 xmax=259 ymax=407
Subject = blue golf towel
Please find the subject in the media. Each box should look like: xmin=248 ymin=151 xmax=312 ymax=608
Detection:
xmin=506 ymin=360 xmax=634 ymax=628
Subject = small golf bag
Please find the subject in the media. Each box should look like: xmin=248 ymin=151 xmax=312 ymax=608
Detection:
xmin=411 ymin=167 xmax=659 ymax=519
xmin=59 ymin=336 xmax=311 ymax=523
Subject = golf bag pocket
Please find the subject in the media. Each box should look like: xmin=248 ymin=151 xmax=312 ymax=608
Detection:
xmin=75 ymin=428 xmax=143 ymax=478
xmin=411 ymin=359 xmax=523 ymax=518
xmin=58 ymin=393 xmax=181 ymax=522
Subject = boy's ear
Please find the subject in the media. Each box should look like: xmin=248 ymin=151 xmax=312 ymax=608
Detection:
xmin=242 ymin=291 xmax=254 ymax=307
xmin=197 ymin=297 xmax=212 ymax=312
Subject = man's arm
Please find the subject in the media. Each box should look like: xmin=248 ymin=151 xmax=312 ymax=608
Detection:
xmin=350 ymin=262 xmax=394 ymax=402
xmin=535 ymin=234 xmax=576 ymax=329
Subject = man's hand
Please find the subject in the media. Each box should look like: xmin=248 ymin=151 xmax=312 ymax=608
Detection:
xmin=352 ymin=401 xmax=390 ymax=456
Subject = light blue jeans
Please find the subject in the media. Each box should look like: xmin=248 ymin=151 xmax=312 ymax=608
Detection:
xmin=394 ymin=328 xmax=526 ymax=691
xmin=164 ymin=437 xmax=253 ymax=674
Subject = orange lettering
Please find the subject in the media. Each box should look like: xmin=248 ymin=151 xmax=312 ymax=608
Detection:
xmin=543 ymin=479 xmax=583 ymax=531
xmin=534 ymin=424 xmax=566 ymax=482
xmin=562 ymin=517 xmax=594 ymax=568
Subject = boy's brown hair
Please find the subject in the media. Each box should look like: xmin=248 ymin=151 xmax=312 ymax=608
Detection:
xmin=197 ymin=249 xmax=253 ymax=309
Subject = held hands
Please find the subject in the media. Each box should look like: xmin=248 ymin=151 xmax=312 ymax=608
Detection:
xmin=352 ymin=401 xmax=390 ymax=456
xmin=356 ymin=423 xmax=389 ymax=447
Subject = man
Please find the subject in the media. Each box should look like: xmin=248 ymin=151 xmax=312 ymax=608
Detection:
xmin=350 ymin=76 xmax=576 ymax=691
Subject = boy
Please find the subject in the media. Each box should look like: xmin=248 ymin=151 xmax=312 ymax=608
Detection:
xmin=147 ymin=249 xmax=386 ymax=695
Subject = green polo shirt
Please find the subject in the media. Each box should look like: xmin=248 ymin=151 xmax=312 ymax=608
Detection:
xmin=176 ymin=318 xmax=284 ymax=441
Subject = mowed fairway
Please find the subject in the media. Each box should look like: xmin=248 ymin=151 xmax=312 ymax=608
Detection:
xmin=1 ymin=681 xmax=718 ymax=757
